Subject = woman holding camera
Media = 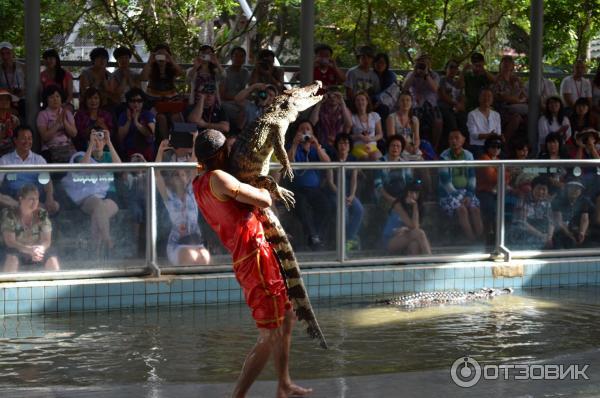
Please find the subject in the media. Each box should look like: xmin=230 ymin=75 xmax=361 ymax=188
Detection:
xmin=350 ymin=91 xmax=383 ymax=160
xmin=2 ymin=183 xmax=60 ymax=272
xmin=248 ymin=49 xmax=284 ymax=93
xmin=186 ymin=45 xmax=224 ymax=106
xmin=309 ymin=87 xmax=352 ymax=152
xmin=155 ymin=139 xmax=210 ymax=266
xmin=74 ymin=87 xmax=114 ymax=151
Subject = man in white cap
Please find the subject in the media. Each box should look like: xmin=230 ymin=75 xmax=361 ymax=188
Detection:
xmin=0 ymin=42 xmax=25 ymax=114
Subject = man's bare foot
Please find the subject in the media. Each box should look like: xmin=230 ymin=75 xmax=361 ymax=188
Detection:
xmin=277 ymin=382 xmax=313 ymax=397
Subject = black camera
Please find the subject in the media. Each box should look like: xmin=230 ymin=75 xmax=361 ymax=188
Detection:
xmin=256 ymin=90 xmax=268 ymax=100
xmin=302 ymin=133 xmax=311 ymax=142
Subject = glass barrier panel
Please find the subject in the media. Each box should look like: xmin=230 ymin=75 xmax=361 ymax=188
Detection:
xmin=346 ymin=163 xmax=497 ymax=260
xmin=505 ymin=164 xmax=599 ymax=252
xmin=0 ymin=168 xmax=147 ymax=274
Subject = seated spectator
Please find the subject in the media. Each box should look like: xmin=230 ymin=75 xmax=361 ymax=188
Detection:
xmin=74 ymin=87 xmax=114 ymax=151
xmin=142 ymin=45 xmax=185 ymax=141
xmin=1 ymin=183 xmax=59 ymax=272
xmin=374 ymin=135 xmax=413 ymax=207
xmin=248 ymin=49 xmax=284 ymax=93
xmin=313 ymin=44 xmax=345 ymax=89
xmin=538 ymin=95 xmax=571 ymax=153
xmin=467 ymin=87 xmax=502 ymax=157
xmin=0 ymin=89 xmax=19 ymax=156
xmin=37 ymin=85 xmax=77 ymax=163
xmin=386 ymin=91 xmax=436 ymax=160
xmin=438 ymin=130 xmax=483 ymax=242
xmin=234 ymin=83 xmax=278 ymax=130
xmin=141 ymin=44 xmax=184 ymax=101
xmin=286 ymin=120 xmax=333 ymax=249
xmin=186 ymin=45 xmax=224 ymax=106
xmin=552 ymin=178 xmax=591 ymax=248
xmin=79 ymin=47 xmax=112 ymax=106
xmin=492 ymin=55 xmax=527 ymax=143
xmin=372 ymin=52 xmax=397 ymax=119
xmin=560 ymin=59 xmax=592 ymax=109
xmin=0 ymin=126 xmax=60 ymax=214
xmin=509 ymin=175 xmax=554 ymax=249
xmin=187 ymin=84 xmax=230 ymax=134
xmin=155 ymin=139 xmax=210 ymax=265
xmin=345 ymin=46 xmax=380 ymax=101
xmin=438 ymin=59 xmax=466 ymax=141
xmin=325 ymin=133 xmax=364 ymax=251
xmin=220 ymin=46 xmax=250 ymax=132
xmin=309 ymin=87 xmax=352 ymax=152
xmin=117 ymin=88 xmax=156 ymax=161
xmin=350 ymin=91 xmax=383 ymax=160
xmin=568 ymin=97 xmax=598 ymax=140
xmin=61 ymin=131 xmax=120 ymax=255
xmin=382 ymin=179 xmax=432 ymax=255
xmin=476 ymin=136 xmax=504 ymax=243
xmin=108 ymin=47 xmax=141 ymax=106
xmin=403 ymin=54 xmax=443 ymax=151
xmin=537 ymin=132 xmax=567 ymax=195
xmin=460 ymin=52 xmax=495 ymax=112
xmin=41 ymin=49 xmax=74 ymax=107
xmin=0 ymin=42 xmax=25 ymax=116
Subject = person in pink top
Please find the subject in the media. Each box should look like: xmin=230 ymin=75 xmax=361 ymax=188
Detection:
xmin=36 ymin=85 xmax=77 ymax=163
xmin=40 ymin=49 xmax=74 ymax=107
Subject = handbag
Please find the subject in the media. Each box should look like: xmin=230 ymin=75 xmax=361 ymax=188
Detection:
xmin=377 ymin=81 xmax=401 ymax=110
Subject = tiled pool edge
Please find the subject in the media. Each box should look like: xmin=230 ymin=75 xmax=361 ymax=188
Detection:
xmin=1 ymin=258 xmax=600 ymax=316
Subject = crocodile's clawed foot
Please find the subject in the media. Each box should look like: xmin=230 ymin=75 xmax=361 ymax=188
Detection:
xmin=277 ymin=187 xmax=296 ymax=210
xmin=280 ymin=165 xmax=294 ymax=182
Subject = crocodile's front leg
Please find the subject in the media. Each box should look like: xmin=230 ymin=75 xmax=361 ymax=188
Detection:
xmin=251 ymin=175 xmax=295 ymax=210
xmin=272 ymin=126 xmax=294 ymax=181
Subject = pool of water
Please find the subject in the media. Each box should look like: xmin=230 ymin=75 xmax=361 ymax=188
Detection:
xmin=1 ymin=287 xmax=600 ymax=392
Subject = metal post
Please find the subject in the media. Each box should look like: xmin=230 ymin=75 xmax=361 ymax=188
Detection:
xmin=299 ymin=0 xmax=315 ymax=85
xmin=24 ymin=0 xmax=40 ymax=143
xmin=146 ymin=167 xmax=160 ymax=276
xmin=337 ymin=165 xmax=346 ymax=263
xmin=528 ymin=0 xmax=544 ymax=155
xmin=495 ymin=164 xmax=510 ymax=261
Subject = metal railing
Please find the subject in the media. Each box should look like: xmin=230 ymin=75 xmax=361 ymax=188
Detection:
xmin=1 ymin=158 xmax=600 ymax=282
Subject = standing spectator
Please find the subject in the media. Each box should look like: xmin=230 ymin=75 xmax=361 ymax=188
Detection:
xmin=309 ymin=87 xmax=352 ymax=152
xmin=560 ymin=59 xmax=592 ymax=109
xmin=460 ymin=52 xmax=495 ymax=112
xmin=108 ymin=47 xmax=141 ymax=106
xmin=325 ymin=133 xmax=364 ymax=251
xmin=286 ymin=120 xmax=333 ymax=249
xmin=0 ymin=42 xmax=24 ymax=117
xmin=492 ymin=55 xmax=527 ymax=143
xmin=313 ymin=44 xmax=345 ymax=89
xmin=141 ymin=44 xmax=183 ymax=100
xmin=0 ymin=126 xmax=60 ymax=214
xmin=40 ymin=49 xmax=74 ymax=107
xmin=61 ymin=132 xmax=121 ymax=256
xmin=438 ymin=130 xmax=483 ymax=242
xmin=350 ymin=91 xmax=383 ymax=160
xmin=467 ymin=87 xmax=502 ymax=157
xmin=220 ymin=46 xmax=250 ymax=132
xmin=74 ymin=87 xmax=114 ymax=151
xmin=187 ymin=84 xmax=230 ymax=134
xmin=552 ymin=179 xmax=591 ymax=248
xmin=374 ymin=135 xmax=413 ymax=207
xmin=1 ymin=184 xmax=59 ymax=272
xmin=248 ymin=49 xmax=284 ymax=93
xmin=234 ymin=83 xmax=278 ymax=130
xmin=403 ymin=54 xmax=443 ymax=151
xmin=0 ymin=89 xmax=19 ymax=157
xmin=36 ymin=85 xmax=77 ymax=163
xmin=155 ymin=139 xmax=210 ymax=266
xmin=509 ymin=175 xmax=554 ymax=249
xmin=79 ymin=47 xmax=111 ymax=106
xmin=537 ymin=95 xmax=571 ymax=152
xmin=438 ymin=59 xmax=466 ymax=141
xmin=117 ymin=88 xmax=156 ymax=161
xmin=382 ymin=179 xmax=432 ymax=255
xmin=345 ymin=46 xmax=380 ymax=101
xmin=186 ymin=45 xmax=224 ymax=106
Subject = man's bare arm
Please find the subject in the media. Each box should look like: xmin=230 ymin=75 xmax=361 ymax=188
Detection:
xmin=210 ymin=169 xmax=272 ymax=208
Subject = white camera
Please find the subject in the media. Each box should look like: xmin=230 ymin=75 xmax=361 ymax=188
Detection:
xmin=92 ymin=130 xmax=104 ymax=140
xmin=155 ymin=54 xmax=166 ymax=61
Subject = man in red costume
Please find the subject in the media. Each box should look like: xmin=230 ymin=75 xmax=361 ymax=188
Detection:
xmin=192 ymin=129 xmax=312 ymax=398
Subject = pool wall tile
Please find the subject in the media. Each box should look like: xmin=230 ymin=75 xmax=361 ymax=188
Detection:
xmin=31 ymin=287 xmax=44 ymax=300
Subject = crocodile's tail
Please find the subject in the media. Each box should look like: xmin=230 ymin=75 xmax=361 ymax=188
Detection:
xmin=256 ymin=207 xmax=328 ymax=349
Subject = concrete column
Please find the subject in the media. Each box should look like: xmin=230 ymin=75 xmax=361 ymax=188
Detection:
xmin=299 ymin=0 xmax=315 ymax=86
xmin=24 ymin=0 xmax=40 ymax=140
xmin=528 ymin=0 xmax=544 ymax=155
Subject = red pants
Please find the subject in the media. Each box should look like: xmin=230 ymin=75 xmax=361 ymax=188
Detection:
xmin=234 ymin=244 xmax=291 ymax=329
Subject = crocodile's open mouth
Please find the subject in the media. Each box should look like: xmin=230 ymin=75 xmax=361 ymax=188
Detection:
xmin=292 ymin=80 xmax=322 ymax=98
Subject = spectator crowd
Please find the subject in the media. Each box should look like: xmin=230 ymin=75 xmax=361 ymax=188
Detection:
xmin=2 ymin=38 xmax=600 ymax=271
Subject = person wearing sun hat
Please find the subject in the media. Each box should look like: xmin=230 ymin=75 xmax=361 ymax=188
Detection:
xmin=191 ymin=129 xmax=313 ymax=398
xmin=571 ymin=127 xmax=600 ymax=160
